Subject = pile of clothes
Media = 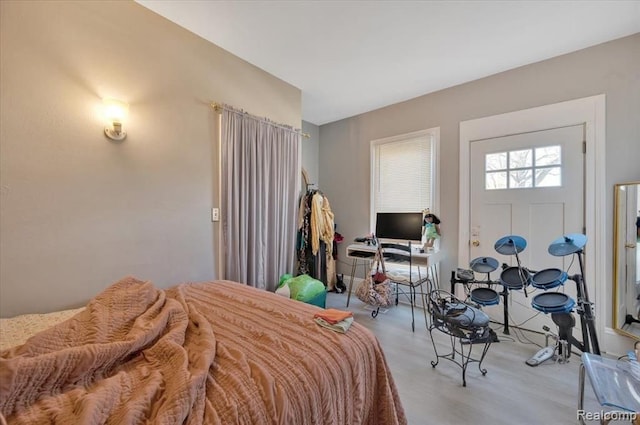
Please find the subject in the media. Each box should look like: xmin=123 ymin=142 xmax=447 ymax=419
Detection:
xmin=313 ymin=309 xmax=353 ymax=333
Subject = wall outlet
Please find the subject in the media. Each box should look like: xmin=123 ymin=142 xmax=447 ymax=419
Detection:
xmin=211 ymin=208 xmax=219 ymax=222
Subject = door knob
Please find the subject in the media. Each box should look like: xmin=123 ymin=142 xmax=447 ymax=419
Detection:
xmin=471 ymin=240 xmax=480 ymax=247
xmin=626 ymin=243 xmax=637 ymax=249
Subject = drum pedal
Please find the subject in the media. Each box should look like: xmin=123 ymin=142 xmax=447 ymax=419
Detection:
xmin=526 ymin=345 xmax=556 ymax=367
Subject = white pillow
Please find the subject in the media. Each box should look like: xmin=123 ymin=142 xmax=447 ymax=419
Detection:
xmin=0 ymin=307 xmax=85 ymax=351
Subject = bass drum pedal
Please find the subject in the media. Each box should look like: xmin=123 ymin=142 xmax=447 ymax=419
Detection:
xmin=526 ymin=345 xmax=556 ymax=367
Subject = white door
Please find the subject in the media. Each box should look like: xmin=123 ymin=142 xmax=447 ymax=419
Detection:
xmin=469 ymin=125 xmax=584 ymax=333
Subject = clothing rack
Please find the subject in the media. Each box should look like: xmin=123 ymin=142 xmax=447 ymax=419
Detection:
xmin=302 ymin=168 xmax=316 ymax=189
xmin=297 ymin=185 xmax=335 ymax=288
xmin=298 ymin=188 xmax=326 ymax=284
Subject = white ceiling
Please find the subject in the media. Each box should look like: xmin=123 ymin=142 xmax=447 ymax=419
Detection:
xmin=136 ymin=1 xmax=640 ymax=125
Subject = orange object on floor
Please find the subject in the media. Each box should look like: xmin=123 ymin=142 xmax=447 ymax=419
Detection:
xmin=314 ymin=308 xmax=353 ymax=325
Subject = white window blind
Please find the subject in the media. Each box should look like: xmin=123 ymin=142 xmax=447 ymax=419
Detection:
xmin=373 ymin=134 xmax=433 ymax=213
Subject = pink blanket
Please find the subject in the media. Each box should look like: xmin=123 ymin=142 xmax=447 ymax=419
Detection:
xmin=0 ymin=277 xmax=406 ymax=424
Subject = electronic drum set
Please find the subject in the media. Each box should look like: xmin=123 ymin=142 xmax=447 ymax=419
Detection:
xmin=451 ymin=233 xmax=600 ymax=363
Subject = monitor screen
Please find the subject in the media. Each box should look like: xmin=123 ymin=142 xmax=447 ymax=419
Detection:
xmin=375 ymin=212 xmax=423 ymax=242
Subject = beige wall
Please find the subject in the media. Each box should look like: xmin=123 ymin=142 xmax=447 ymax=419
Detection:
xmin=320 ymin=34 xmax=639 ymax=326
xmin=301 ymin=121 xmax=320 ymax=186
xmin=0 ymin=1 xmax=301 ymax=317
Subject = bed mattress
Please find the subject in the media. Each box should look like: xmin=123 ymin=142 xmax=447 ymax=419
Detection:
xmin=0 ymin=277 xmax=406 ymax=425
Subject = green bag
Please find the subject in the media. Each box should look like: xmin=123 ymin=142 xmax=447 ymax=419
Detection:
xmin=278 ymin=274 xmax=326 ymax=307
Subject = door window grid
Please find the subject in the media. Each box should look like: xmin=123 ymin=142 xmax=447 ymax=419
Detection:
xmin=485 ymin=145 xmax=562 ymax=190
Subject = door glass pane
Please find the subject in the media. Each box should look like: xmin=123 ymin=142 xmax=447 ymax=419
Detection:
xmin=486 ymin=171 xmax=507 ymax=190
xmin=509 ymin=149 xmax=532 ymax=169
xmin=485 ymin=146 xmax=565 ymax=190
xmin=535 ymin=146 xmax=561 ymax=166
xmin=509 ymin=170 xmax=532 ymax=188
xmin=486 ymin=152 xmax=507 ymax=171
xmin=535 ymin=166 xmax=562 ymax=187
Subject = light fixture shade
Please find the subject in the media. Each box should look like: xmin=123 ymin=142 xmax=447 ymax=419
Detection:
xmin=103 ymin=98 xmax=129 ymax=141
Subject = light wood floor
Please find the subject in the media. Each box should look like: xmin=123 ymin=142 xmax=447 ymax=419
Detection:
xmin=326 ymin=291 xmax=614 ymax=425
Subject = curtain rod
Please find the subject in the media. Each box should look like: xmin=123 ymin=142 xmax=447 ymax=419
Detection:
xmin=211 ymin=102 xmax=311 ymax=139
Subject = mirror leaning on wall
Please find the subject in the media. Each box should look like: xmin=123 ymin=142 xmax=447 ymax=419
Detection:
xmin=613 ymin=182 xmax=640 ymax=340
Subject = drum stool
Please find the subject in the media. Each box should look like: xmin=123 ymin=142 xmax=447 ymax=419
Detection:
xmin=426 ymin=289 xmax=494 ymax=386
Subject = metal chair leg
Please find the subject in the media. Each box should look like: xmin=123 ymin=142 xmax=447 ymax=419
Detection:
xmin=346 ymin=259 xmax=357 ymax=307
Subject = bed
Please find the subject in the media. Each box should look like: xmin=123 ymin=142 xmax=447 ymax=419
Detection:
xmin=0 ymin=277 xmax=406 ymax=424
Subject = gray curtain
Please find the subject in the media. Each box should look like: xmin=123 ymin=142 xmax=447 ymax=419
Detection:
xmin=220 ymin=106 xmax=301 ymax=291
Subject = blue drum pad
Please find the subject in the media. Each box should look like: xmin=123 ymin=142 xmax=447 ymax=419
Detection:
xmin=531 ymin=292 xmax=575 ymax=314
xmin=531 ymin=268 xmax=568 ymax=290
xmin=500 ymin=266 xmax=531 ymax=290
xmin=471 ymin=287 xmax=500 ymax=306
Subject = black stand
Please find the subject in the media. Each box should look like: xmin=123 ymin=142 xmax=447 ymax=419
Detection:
xmin=498 ymin=287 xmax=510 ymax=335
xmin=548 ymin=249 xmax=600 ymax=359
xmin=575 ymin=250 xmax=601 ymax=355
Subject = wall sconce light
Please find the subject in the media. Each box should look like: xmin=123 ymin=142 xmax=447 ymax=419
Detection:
xmin=103 ymin=98 xmax=129 ymax=141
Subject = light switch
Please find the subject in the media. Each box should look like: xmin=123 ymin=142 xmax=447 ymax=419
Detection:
xmin=212 ymin=208 xmax=220 ymax=222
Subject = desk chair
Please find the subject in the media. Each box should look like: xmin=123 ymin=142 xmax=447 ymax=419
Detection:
xmin=381 ymin=242 xmax=431 ymax=332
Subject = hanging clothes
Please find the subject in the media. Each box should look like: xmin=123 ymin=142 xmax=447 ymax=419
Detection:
xmin=310 ymin=192 xmax=335 ymax=256
xmin=297 ymin=189 xmax=336 ymax=289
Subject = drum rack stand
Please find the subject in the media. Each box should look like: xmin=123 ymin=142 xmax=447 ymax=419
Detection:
xmin=553 ymin=273 xmax=600 ymax=357
xmin=533 ymin=247 xmax=601 ymax=361
xmin=450 ymin=270 xmax=511 ymax=337
xmin=450 ymin=269 xmax=601 ymax=356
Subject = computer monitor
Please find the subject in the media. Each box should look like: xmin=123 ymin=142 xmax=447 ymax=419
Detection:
xmin=375 ymin=212 xmax=423 ymax=243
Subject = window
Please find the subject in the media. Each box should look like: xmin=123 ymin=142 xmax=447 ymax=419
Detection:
xmin=371 ymin=129 xmax=438 ymax=233
xmin=485 ymin=145 xmax=562 ymax=190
